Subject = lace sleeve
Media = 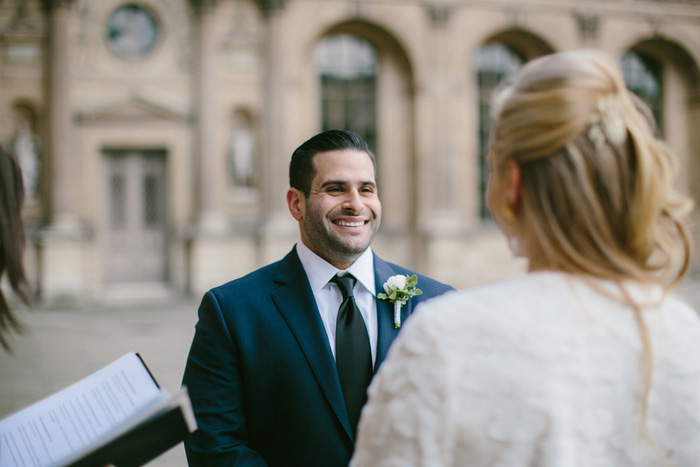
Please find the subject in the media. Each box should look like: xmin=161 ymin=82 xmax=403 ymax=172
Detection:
xmin=351 ymin=309 xmax=456 ymax=467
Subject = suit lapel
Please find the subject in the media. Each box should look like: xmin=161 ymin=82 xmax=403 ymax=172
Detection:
xmin=270 ymin=249 xmax=353 ymax=441
xmin=374 ymin=256 xmax=408 ymax=371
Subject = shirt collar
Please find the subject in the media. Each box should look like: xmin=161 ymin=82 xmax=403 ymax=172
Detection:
xmin=296 ymin=241 xmax=376 ymax=296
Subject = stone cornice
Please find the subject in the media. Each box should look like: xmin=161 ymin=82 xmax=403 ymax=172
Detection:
xmin=40 ymin=0 xmax=76 ymax=10
xmin=189 ymin=0 xmax=221 ymax=15
xmin=417 ymin=0 xmax=700 ymax=19
xmin=75 ymin=95 xmax=192 ymax=125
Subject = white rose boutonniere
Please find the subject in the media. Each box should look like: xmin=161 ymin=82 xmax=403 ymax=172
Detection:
xmin=377 ymin=274 xmax=423 ymax=329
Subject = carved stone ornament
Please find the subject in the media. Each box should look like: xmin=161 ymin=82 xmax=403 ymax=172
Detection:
xmin=40 ymin=0 xmax=76 ymax=10
xmin=255 ymin=0 xmax=288 ymax=18
xmin=189 ymin=0 xmax=221 ymax=15
xmin=426 ymin=5 xmax=452 ymax=29
xmin=3 ymin=0 xmax=43 ymax=33
xmin=575 ymin=11 xmax=600 ymax=41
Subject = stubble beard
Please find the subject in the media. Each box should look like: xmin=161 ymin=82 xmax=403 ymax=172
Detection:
xmin=302 ymin=204 xmax=379 ymax=265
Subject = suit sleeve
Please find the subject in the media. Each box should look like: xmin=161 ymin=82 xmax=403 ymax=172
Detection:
xmin=182 ymin=291 xmax=268 ymax=466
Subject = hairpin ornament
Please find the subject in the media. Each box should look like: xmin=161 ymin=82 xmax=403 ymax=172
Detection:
xmin=588 ymin=95 xmax=626 ymax=148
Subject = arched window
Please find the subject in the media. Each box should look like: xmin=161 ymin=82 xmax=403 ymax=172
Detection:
xmin=621 ymin=51 xmax=663 ymax=134
xmin=476 ymin=43 xmax=524 ymax=219
xmin=315 ymin=34 xmax=378 ymax=151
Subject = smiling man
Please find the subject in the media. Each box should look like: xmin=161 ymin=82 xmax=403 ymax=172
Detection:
xmin=182 ymin=130 xmax=453 ymax=467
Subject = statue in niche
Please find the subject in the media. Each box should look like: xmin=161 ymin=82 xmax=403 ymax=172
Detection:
xmin=11 ymin=119 xmax=41 ymax=202
xmin=228 ymin=113 xmax=257 ymax=190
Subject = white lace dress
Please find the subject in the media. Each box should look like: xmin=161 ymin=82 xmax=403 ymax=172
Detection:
xmin=351 ymin=272 xmax=700 ymax=467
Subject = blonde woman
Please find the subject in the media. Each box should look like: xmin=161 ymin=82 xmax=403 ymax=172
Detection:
xmin=351 ymin=50 xmax=700 ymax=466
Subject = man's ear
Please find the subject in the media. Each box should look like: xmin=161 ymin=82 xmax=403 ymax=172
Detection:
xmin=505 ymin=160 xmax=522 ymax=207
xmin=287 ymin=188 xmax=305 ymax=221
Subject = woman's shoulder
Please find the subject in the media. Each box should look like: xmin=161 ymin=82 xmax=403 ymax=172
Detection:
xmin=396 ymin=273 xmax=572 ymax=357
xmin=412 ymin=272 xmax=568 ymax=323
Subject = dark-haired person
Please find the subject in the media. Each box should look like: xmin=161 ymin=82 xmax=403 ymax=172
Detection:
xmin=182 ymin=130 xmax=453 ymax=466
xmin=0 ymin=146 xmax=30 ymax=352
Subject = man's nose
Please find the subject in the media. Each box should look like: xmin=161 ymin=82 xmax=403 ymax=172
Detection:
xmin=341 ymin=189 xmax=363 ymax=212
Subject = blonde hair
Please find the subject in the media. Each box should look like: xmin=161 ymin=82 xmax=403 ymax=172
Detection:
xmin=490 ymin=49 xmax=693 ymax=452
xmin=491 ymin=49 xmax=692 ymax=287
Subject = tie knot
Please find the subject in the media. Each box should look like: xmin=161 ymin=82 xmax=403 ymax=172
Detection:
xmin=331 ymin=274 xmax=357 ymax=299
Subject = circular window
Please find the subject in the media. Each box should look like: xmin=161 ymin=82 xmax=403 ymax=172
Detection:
xmin=106 ymin=4 xmax=160 ymax=60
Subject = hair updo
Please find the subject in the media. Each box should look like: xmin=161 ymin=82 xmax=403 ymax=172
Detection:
xmin=491 ymin=49 xmax=692 ymax=288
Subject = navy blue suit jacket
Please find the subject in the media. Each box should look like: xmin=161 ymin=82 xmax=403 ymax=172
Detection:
xmin=182 ymin=247 xmax=453 ymax=466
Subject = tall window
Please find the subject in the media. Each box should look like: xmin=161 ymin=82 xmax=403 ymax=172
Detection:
xmin=621 ymin=51 xmax=663 ymax=134
xmin=476 ymin=43 xmax=524 ymax=219
xmin=315 ymin=34 xmax=378 ymax=151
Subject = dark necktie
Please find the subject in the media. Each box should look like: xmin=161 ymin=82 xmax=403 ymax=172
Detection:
xmin=331 ymin=273 xmax=373 ymax=438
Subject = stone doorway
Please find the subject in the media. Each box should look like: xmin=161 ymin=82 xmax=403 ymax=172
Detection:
xmin=102 ymin=149 xmax=168 ymax=284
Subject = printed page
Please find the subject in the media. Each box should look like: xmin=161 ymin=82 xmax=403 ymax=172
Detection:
xmin=0 ymin=352 xmax=166 ymax=467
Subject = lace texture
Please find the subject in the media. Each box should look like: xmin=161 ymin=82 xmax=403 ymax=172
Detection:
xmin=351 ymin=272 xmax=700 ymax=467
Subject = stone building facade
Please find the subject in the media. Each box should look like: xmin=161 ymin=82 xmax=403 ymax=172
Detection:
xmin=1 ymin=0 xmax=699 ymax=302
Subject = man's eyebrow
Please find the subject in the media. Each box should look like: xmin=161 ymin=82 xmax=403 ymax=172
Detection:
xmin=319 ymin=180 xmax=376 ymax=188
xmin=320 ymin=180 xmax=348 ymax=188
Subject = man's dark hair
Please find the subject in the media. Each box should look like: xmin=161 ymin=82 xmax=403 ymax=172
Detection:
xmin=289 ymin=130 xmax=376 ymax=197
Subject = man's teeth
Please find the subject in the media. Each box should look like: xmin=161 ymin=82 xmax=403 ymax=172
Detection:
xmin=336 ymin=221 xmax=364 ymax=227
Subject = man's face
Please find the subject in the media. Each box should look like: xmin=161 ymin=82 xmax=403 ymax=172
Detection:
xmin=287 ymin=149 xmax=381 ymax=269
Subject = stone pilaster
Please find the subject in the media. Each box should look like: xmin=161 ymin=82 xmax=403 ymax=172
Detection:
xmin=257 ymin=0 xmax=296 ymax=265
xmin=187 ymin=0 xmax=249 ymax=295
xmin=43 ymin=0 xmax=79 ymax=230
xmin=190 ymin=0 xmax=228 ymax=233
xmin=415 ymin=3 xmax=467 ymax=278
xmin=39 ymin=0 xmax=91 ymax=304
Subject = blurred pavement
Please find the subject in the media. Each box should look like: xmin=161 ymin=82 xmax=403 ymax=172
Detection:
xmin=2 ymin=274 xmax=700 ymax=466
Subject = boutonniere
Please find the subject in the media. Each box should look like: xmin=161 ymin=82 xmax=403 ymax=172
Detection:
xmin=377 ymin=274 xmax=422 ymax=329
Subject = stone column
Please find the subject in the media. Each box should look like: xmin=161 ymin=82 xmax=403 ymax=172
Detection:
xmin=415 ymin=4 xmax=465 ymax=279
xmin=256 ymin=0 xmax=294 ymax=264
xmin=191 ymin=0 xmax=226 ymax=233
xmin=40 ymin=0 xmax=90 ymax=303
xmin=43 ymin=0 xmax=79 ymax=230
xmin=423 ymin=5 xmax=456 ymax=217
xmin=187 ymin=0 xmax=236 ymax=295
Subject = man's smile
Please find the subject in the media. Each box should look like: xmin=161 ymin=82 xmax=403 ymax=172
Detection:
xmin=334 ymin=219 xmax=368 ymax=228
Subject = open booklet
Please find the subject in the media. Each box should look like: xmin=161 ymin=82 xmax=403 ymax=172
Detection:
xmin=0 ymin=352 xmax=197 ymax=467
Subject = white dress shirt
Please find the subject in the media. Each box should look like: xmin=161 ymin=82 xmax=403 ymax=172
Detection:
xmin=296 ymin=241 xmax=378 ymax=365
